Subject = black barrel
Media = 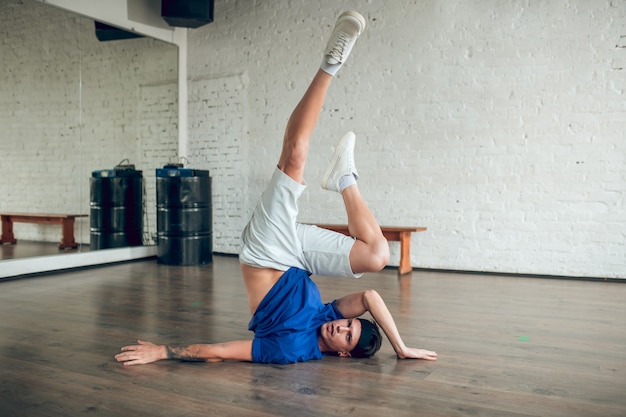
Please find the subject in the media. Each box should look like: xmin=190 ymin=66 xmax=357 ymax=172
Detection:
xmin=156 ymin=166 xmax=212 ymax=265
xmin=90 ymin=167 xmax=143 ymax=250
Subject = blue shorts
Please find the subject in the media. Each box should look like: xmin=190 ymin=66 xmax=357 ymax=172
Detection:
xmin=240 ymin=168 xmax=361 ymax=278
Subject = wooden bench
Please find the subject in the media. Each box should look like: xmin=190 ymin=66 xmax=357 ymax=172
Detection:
xmin=314 ymin=224 xmax=427 ymax=275
xmin=1 ymin=213 xmax=87 ymax=250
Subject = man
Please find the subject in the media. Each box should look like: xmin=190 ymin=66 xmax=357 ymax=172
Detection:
xmin=115 ymin=11 xmax=437 ymax=366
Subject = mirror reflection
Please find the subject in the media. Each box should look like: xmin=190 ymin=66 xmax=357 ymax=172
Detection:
xmin=0 ymin=0 xmax=178 ymax=262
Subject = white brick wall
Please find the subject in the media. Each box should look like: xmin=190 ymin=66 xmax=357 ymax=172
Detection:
xmin=1 ymin=0 xmax=624 ymax=279
xmin=139 ymin=81 xmax=179 ymax=244
xmin=187 ymin=0 xmax=626 ymax=279
xmin=187 ymin=74 xmax=249 ymax=253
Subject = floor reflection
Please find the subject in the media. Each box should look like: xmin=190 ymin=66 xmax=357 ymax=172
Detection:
xmin=0 ymin=240 xmax=89 ymax=260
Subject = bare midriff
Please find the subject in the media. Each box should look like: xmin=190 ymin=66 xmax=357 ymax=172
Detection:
xmin=240 ymin=263 xmax=285 ymax=315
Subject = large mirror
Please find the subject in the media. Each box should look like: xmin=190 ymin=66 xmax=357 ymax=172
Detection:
xmin=0 ymin=0 xmax=179 ymax=277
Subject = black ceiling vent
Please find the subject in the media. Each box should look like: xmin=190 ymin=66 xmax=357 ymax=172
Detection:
xmin=94 ymin=22 xmax=144 ymax=42
xmin=161 ymin=0 xmax=214 ymax=28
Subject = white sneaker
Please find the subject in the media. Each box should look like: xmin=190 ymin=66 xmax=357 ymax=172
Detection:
xmin=321 ymin=131 xmax=359 ymax=192
xmin=324 ymin=11 xmax=366 ymax=65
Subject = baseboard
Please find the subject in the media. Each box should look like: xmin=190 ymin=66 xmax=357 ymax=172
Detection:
xmin=1 ymin=246 xmax=157 ymax=280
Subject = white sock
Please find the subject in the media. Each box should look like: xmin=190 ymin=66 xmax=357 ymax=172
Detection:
xmin=338 ymin=174 xmax=357 ymax=193
xmin=320 ymin=58 xmax=341 ymax=76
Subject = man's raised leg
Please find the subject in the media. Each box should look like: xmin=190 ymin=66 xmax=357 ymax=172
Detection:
xmin=278 ymin=11 xmax=366 ymax=184
xmin=277 ymin=70 xmax=332 ymax=184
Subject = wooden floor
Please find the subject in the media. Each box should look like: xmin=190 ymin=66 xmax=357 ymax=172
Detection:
xmin=0 ymin=255 xmax=624 ymax=417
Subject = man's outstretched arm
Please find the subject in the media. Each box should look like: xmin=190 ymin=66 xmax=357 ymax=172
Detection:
xmin=333 ymin=290 xmax=437 ymax=361
xmin=115 ymin=339 xmax=253 ymax=366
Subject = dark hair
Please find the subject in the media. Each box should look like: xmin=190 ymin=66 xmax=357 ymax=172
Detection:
xmin=350 ymin=318 xmax=382 ymax=358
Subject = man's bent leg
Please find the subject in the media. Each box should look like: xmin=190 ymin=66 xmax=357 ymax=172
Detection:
xmin=343 ymin=185 xmax=390 ymax=273
xmin=320 ymin=133 xmax=390 ymax=274
xmin=296 ymin=223 xmax=362 ymax=278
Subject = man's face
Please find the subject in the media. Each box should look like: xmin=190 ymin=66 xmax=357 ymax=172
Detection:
xmin=319 ymin=318 xmax=362 ymax=356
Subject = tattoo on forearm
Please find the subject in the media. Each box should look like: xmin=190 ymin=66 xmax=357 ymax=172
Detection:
xmin=166 ymin=345 xmax=204 ymax=362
